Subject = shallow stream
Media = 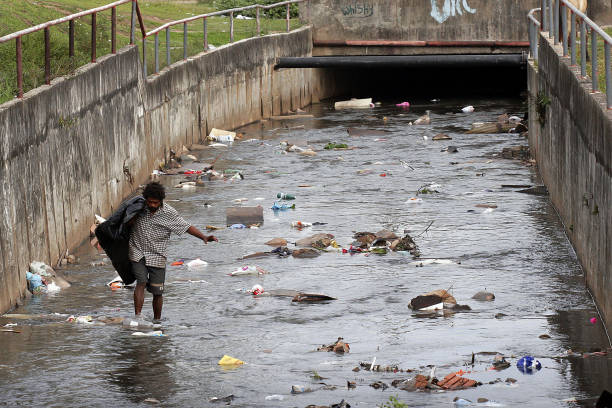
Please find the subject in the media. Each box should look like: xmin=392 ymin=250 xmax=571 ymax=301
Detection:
xmin=1 ymin=97 xmax=611 ymax=407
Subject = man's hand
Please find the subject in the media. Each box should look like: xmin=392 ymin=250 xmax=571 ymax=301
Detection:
xmin=203 ymin=235 xmax=218 ymax=244
xmin=187 ymin=226 xmax=218 ymax=244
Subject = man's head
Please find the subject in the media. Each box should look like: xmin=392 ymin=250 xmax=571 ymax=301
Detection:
xmin=143 ymin=181 xmax=166 ymax=213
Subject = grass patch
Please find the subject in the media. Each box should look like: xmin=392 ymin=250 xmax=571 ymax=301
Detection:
xmin=0 ymin=0 xmax=302 ymax=103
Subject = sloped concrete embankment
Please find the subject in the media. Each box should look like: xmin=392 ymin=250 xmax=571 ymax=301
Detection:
xmin=0 ymin=26 xmax=340 ymax=313
xmin=528 ymin=34 xmax=612 ymax=330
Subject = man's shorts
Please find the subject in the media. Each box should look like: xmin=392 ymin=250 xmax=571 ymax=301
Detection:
xmin=131 ymin=258 xmax=166 ymax=295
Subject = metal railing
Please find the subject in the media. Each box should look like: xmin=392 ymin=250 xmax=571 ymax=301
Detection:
xmin=528 ymin=0 xmax=612 ymax=108
xmin=0 ymin=0 xmax=146 ymax=99
xmin=143 ymin=0 xmax=306 ymax=77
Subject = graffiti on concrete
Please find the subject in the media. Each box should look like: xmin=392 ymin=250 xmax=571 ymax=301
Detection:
xmin=430 ymin=0 xmax=476 ymax=23
xmin=340 ymin=1 xmax=374 ymax=17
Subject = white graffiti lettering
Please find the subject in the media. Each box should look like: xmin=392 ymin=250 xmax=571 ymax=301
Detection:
xmin=430 ymin=0 xmax=476 ymax=24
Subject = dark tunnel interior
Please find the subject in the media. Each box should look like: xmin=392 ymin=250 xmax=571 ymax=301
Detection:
xmin=324 ymin=65 xmax=527 ymax=100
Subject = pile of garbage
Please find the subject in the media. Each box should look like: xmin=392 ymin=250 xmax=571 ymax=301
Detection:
xmin=25 ymin=261 xmax=71 ymax=295
xmin=349 ymin=230 xmax=419 ymax=256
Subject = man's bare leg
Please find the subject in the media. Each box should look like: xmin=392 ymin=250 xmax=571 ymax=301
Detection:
xmin=134 ymin=283 xmax=146 ymax=315
xmin=153 ymin=295 xmax=163 ymax=320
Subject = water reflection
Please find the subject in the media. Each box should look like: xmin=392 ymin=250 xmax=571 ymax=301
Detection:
xmin=107 ymin=335 xmax=176 ymax=404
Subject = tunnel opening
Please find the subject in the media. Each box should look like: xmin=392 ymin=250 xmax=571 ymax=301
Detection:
xmin=327 ymin=65 xmax=527 ymax=99
xmin=277 ymin=54 xmax=527 ymax=99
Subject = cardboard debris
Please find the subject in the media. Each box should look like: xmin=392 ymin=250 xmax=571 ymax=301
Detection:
xmin=226 ymin=206 xmax=263 ymax=226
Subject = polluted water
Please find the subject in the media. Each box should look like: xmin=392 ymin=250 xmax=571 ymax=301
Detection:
xmin=0 ymin=98 xmax=611 ymax=407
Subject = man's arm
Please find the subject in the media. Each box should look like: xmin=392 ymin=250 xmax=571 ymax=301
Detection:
xmin=186 ymin=225 xmax=218 ymax=244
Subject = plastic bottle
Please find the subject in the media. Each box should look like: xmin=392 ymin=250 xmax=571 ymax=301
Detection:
xmin=276 ymin=193 xmax=295 ymax=200
xmin=122 ymin=317 xmax=153 ymax=328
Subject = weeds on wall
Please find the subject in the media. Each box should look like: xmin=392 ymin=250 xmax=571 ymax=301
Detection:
xmin=536 ymin=91 xmax=551 ymax=127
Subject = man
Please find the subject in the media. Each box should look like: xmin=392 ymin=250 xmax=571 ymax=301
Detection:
xmin=129 ymin=181 xmax=217 ymax=321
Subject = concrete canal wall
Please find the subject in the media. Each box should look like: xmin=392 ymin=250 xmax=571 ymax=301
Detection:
xmin=0 ymin=26 xmax=335 ymax=314
xmin=527 ymin=35 xmax=612 ymax=330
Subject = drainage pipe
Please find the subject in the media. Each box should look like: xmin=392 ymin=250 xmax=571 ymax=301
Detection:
xmin=275 ymin=54 xmax=527 ymax=69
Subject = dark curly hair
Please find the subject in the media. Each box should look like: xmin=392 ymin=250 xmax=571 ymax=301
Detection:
xmin=143 ymin=181 xmax=166 ymax=201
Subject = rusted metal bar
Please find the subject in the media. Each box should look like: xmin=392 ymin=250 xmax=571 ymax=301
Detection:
xmin=286 ymin=3 xmax=290 ymax=32
xmin=570 ymin=10 xmax=576 ymax=65
xmin=91 ymin=12 xmax=97 ymax=63
xmin=111 ymin=7 xmax=116 ymax=54
xmin=135 ymin=1 xmax=146 ymax=38
xmin=0 ymin=0 xmax=133 ymax=44
xmin=69 ymin=19 xmax=74 ymax=57
xmin=16 ymin=36 xmax=23 ymax=98
xmin=144 ymin=0 xmax=306 ymax=37
xmin=45 ymin=27 xmax=50 ymax=85
xmin=313 ymin=40 xmax=531 ymax=47
xmin=230 ymin=12 xmax=234 ymax=43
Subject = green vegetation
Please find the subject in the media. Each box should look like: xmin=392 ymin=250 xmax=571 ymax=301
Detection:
xmin=380 ymin=396 xmax=410 ymax=408
xmin=212 ymin=0 xmax=299 ymax=18
xmin=324 ymin=142 xmax=348 ymax=150
xmin=536 ymin=91 xmax=551 ymax=126
xmin=0 ymin=0 xmax=302 ymax=104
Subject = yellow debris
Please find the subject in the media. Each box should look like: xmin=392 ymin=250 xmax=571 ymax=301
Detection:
xmin=218 ymin=355 xmax=245 ymax=366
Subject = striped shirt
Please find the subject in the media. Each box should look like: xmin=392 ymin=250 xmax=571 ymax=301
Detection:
xmin=128 ymin=203 xmax=191 ymax=268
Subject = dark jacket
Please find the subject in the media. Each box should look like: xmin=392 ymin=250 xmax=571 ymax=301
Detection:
xmin=95 ymin=196 xmax=145 ymax=285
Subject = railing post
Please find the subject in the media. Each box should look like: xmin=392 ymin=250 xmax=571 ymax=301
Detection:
xmin=230 ymin=12 xmax=234 ymax=43
xmin=286 ymin=3 xmax=290 ymax=32
xmin=69 ymin=19 xmax=75 ymax=57
xmin=541 ymin=0 xmax=547 ymax=32
xmin=16 ymin=36 xmax=23 ymax=98
xmin=143 ymin=38 xmax=147 ymax=78
xmin=91 ymin=12 xmax=97 ymax=63
xmin=111 ymin=7 xmax=117 ymax=54
xmin=183 ymin=22 xmax=188 ymax=60
xmin=549 ymin=0 xmax=554 ymax=38
xmin=256 ymin=7 xmax=260 ymax=36
xmin=204 ymin=17 xmax=208 ymax=51
xmin=44 ymin=27 xmax=50 ymax=85
xmin=529 ymin=20 xmax=535 ymax=59
xmin=131 ymin=0 xmax=136 ymax=45
xmin=570 ymin=11 xmax=576 ymax=65
xmin=166 ymin=27 xmax=171 ymax=66
xmin=581 ymin=19 xmax=587 ymax=77
xmin=554 ymin=0 xmax=560 ymax=44
xmin=561 ymin=3 xmax=568 ymax=56
xmin=592 ymin=30 xmax=599 ymax=91
xmin=606 ymin=43 xmax=611 ymax=108
xmin=155 ymin=33 xmax=159 ymax=73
